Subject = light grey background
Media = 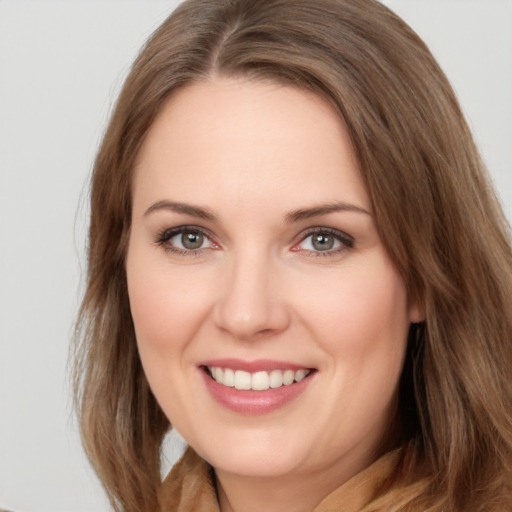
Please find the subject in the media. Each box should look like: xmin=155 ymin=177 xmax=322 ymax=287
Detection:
xmin=0 ymin=1 xmax=511 ymax=511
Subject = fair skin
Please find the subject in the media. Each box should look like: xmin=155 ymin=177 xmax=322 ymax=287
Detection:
xmin=126 ymin=78 xmax=422 ymax=512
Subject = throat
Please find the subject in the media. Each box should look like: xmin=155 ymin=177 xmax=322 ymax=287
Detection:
xmin=214 ymin=468 xmax=336 ymax=512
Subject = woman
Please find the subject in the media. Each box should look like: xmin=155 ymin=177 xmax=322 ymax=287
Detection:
xmin=73 ymin=0 xmax=512 ymax=511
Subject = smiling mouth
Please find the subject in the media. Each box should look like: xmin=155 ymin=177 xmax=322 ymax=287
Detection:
xmin=205 ymin=366 xmax=314 ymax=391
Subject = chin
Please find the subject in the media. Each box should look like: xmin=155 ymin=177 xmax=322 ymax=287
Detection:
xmin=183 ymin=426 xmax=309 ymax=478
xmin=208 ymin=451 xmax=305 ymax=479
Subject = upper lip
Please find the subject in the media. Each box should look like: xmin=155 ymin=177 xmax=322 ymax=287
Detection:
xmin=199 ymin=358 xmax=313 ymax=373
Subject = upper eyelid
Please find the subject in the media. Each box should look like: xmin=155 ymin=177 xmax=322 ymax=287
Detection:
xmin=297 ymin=226 xmax=353 ymax=243
xmin=158 ymin=225 xmax=215 ymax=240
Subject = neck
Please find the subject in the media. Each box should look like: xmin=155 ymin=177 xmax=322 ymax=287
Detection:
xmin=215 ymin=472 xmax=331 ymax=512
xmin=214 ymin=447 xmax=380 ymax=512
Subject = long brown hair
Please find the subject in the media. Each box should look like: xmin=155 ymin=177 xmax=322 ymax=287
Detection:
xmin=73 ymin=1 xmax=512 ymax=510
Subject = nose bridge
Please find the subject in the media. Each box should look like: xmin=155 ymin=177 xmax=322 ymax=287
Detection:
xmin=214 ymin=244 xmax=289 ymax=340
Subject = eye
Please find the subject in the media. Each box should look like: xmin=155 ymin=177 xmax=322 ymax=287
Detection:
xmin=293 ymin=228 xmax=353 ymax=256
xmin=157 ymin=226 xmax=216 ymax=254
xmin=304 ymin=232 xmax=338 ymax=251
xmin=176 ymin=230 xmax=206 ymax=250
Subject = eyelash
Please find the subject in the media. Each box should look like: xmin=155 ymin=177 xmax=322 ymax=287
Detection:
xmin=156 ymin=226 xmax=217 ymax=257
xmin=293 ymin=227 xmax=354 ymax=257
xmin=155 ymin=226 xmax=354 ymax=258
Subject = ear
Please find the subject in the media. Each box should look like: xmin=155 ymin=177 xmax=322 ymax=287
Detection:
xmin=408 ymin=297 xmax=425 ymax=324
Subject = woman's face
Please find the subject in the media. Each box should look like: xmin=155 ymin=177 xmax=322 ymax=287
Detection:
xmin=127 ymin=78 xmax=421 ymax=483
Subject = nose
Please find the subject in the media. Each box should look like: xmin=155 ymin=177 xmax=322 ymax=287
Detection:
xmin=213 ymin=252 xmax=290 ymax=341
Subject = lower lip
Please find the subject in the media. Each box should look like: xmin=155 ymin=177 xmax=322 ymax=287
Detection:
xmin=200 ymin=368 xmax=314 ymax=415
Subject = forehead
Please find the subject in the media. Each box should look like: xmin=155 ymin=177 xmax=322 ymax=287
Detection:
xmin=132 ymin=78 xmax=369 ymax=216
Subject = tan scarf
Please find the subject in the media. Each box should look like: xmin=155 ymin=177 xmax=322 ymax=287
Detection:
xmin=159 ymin=446 xmax=429 ymax=512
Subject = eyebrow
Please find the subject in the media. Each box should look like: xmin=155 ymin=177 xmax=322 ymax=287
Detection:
xmin=284 ymin=202 xmax=371 ymax=223
xmin=144 ymin=200 xmax=217 ymax=221
xmin=144 ymin=199 xmax=370 ymax=223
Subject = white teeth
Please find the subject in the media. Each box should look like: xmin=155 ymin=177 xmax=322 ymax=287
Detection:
xmin=223 ymin=368 xmax=235 ymax=387
xmin=234 ymin=370 xmax=252 ymax=390
xmin=252 ymin=371 xmax=270 ymax=391
xmin=208 ymin=366 xmax=311 ymax=390
xmin=294 ymin=369 xmax=308 ymax=382
xmin=213 ymin=367 xmax=223 ymax=382
xmin=269 ymin=369 xmax=283 ymax=388
xmin=283 ymin=369 xmax=295 ymax=385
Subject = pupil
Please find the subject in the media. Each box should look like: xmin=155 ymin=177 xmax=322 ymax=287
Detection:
xmin=312 ymin=233 xmax=334 ymax=251
xmin=182 ymin=231 xmax=203 ymax=249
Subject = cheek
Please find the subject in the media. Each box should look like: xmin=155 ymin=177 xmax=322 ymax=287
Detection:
xmin=294 ymin=255 xmax=410 ymax=364
xmin=126 ymin=247 xmax=212 ymax=360
xmin=126 ymin=249 xmax=217 ymax=427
